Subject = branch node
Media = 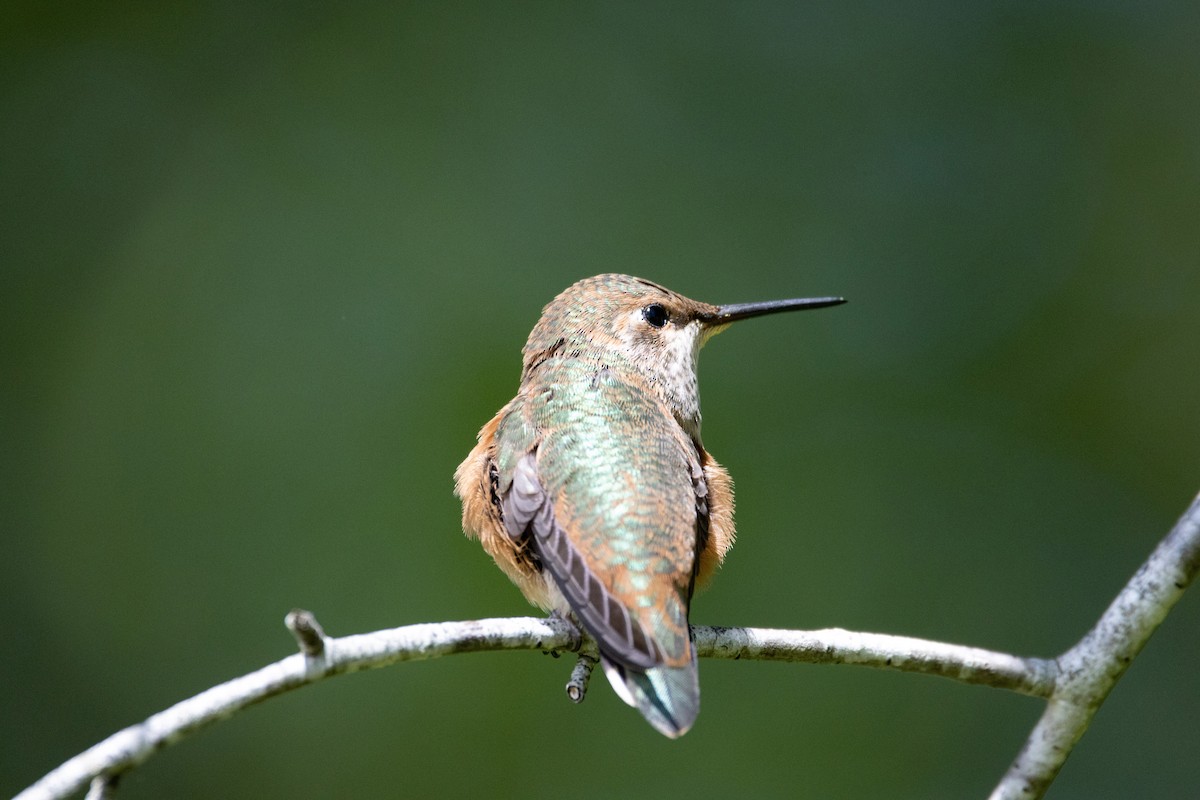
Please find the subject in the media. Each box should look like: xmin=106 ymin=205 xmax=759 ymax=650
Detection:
xmin=545 ymin=610 xmax=583 ymax=654
xmin=285 ymin=609 xmax=326 ymax=657
xmin=565 ymin=640 xmax=600 ymax=704
xmin=84 ymin=774 xmax=119 ymax=800
xmin=18 ymin=481 xmax=1200 ymax=800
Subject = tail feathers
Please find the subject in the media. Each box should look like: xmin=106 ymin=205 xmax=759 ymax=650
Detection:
xmin=601 ymin=654 xmax=700 ymax=738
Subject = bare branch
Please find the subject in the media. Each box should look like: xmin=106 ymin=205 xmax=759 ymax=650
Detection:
xmin=565 ymin=638 xmax=600 ymax=703
xmin=695 ymin=626 xmax=1057 ymax=698
xmin=15 ymin=491 xmax=1199 ymax=800
xmin=15 ymin=616 xmax=579 ymax=800
xmin=14 ymin=616 xmax=1048 ymax=800
xmin=82 ymin=776 xmax=117 ymax=800
xmin=284 ymin=608 xmax=327 ymax=657
xmin=991 ymin=491 xmax=1200 ymax=799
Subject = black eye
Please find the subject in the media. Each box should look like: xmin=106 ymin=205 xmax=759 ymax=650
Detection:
xmin=642 ymin=303 xmax=669 ymax=328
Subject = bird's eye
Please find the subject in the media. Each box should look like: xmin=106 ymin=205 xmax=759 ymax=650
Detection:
xmin=642 ymin=303 xmax=669 ymax=329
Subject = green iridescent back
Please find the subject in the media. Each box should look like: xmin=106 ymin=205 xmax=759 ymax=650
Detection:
xmin=494 ymin=354 xmax=698 ymax=666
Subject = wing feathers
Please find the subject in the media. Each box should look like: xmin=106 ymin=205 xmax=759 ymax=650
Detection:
xmin=504 ymin=460 xmax=547 ymax=541
xmin=503 ymin=452 xmax=662 ymax=670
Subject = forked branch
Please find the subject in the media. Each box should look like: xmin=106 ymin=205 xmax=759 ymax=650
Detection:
xmin=15 ymin=491 xmax=1200 ymax=800
xmin=990 ymin=490 xmax=1200 ymax=799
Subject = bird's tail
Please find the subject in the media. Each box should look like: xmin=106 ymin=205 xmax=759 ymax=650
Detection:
xmin=601 ymin=654 xmax=700 ymax=738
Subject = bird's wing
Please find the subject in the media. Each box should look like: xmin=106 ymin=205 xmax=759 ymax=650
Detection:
xmin=493 ymin=358 xmax=701 ymax=670
xmin=503 ymin=451 xmax=666 ymax=669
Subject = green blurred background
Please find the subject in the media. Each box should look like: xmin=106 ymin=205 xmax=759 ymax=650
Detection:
xmin=4 ymin=2 xmax=1199 ymax=797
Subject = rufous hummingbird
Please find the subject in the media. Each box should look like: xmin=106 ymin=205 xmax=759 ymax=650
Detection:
xmin=455 ymin=274 xmax=844 ymax=737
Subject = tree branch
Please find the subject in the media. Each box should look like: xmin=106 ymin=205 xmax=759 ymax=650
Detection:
xmin=15 ymin=616 xmax=579 ymax=800
xmin=990 ymin=490 xmax=1200 ymax=799
xmin=14 ymin=617 xmax=1050 ymax=800
xmin=15 ymin=490 xmax=1200 ymax=800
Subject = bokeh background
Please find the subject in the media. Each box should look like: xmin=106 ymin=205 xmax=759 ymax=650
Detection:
xmin=4 ymin=2 xmax=1199 ymax=798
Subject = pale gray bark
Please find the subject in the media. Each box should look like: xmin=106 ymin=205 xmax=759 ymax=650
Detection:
xmin=990 ymin=490 xmax=1200 ymax=799
xmin=15 ymin=491 xmax=1200 ymax=800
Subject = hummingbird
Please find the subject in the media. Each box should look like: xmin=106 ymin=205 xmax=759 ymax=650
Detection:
xmin=455 ymin=274 xmax=844 ymax=737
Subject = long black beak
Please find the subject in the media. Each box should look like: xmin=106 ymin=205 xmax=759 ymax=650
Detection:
xmin=705 ymin=296 xmax=846 ymax=324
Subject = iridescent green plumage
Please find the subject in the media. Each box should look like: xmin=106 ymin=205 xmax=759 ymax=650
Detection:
xmin=494 ymin=356 xmax=701 ymax=734
xmin=454 ymin=274 xmax=844 ymax=737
